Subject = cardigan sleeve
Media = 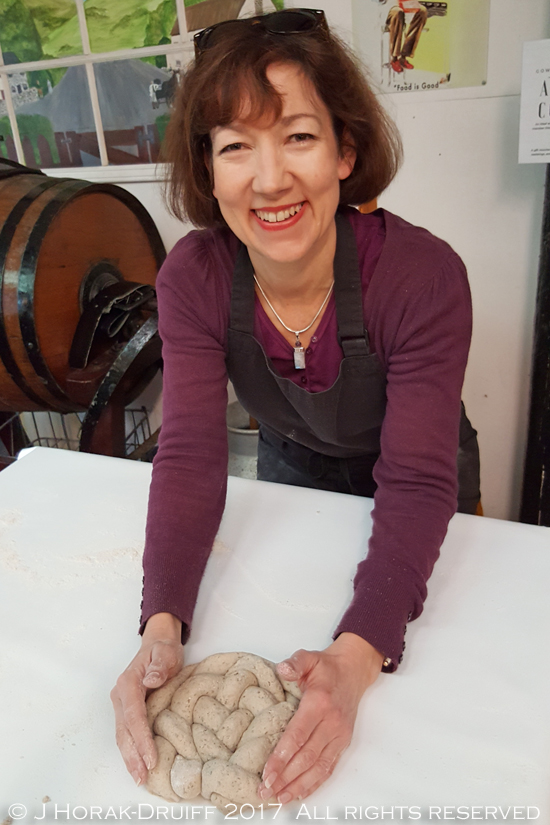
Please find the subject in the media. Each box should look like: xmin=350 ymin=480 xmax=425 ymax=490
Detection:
xmin=140 ymin=234 xmax=231 ymax=642
xmin=334 ymin=248 xmax=472 ymax=670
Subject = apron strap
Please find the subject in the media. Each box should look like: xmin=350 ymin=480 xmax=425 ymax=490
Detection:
xmin=229 ymin=210 xmax=371 ymax=356
xmin=229 ymin=243 xmax=256 ymax=335
xmin=334 ymin=211 xmax=371 ymax=357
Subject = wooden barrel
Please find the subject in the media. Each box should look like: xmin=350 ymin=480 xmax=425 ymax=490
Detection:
xmin=0 ymin=161 xmax=165 ymax=412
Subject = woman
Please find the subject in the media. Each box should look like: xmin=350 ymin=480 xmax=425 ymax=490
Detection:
xmin=111 ymin=8 xmax=479 ymax=805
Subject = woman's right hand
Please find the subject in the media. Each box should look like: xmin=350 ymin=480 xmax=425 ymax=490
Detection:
xmin=111 ymin=612 xmax=184 ymax=786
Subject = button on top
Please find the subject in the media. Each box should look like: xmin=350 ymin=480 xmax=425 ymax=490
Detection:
xmin=306 ymin=347 xmax=312 ymax=355
xmin=311 ymin=336 xmax=317 ymax=343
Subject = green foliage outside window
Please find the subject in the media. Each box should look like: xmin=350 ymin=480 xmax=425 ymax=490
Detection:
xmin=155 ymin=113 xmax=170 ymax=147
xmin=0 ymin=0 xmax=43 ymax=62
xmin=85 ymin=0 xmax=177 ymax=53
xmin=0 ymin=117 xmax=13 ymax=158
xmin=17 ymin=114 xmax=60 ymax=165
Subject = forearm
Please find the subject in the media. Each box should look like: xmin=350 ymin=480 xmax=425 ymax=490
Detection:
xmin=346 ymin=249 xmax=472 ymax=669
xmin=140 ymin=239 xmax=231 ymax=640
xmin=140 ymin=368 xmax=229 ymax=637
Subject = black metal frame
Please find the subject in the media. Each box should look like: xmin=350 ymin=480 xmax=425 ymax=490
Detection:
xmin=520 ymin=164 xmax=550 ymax=525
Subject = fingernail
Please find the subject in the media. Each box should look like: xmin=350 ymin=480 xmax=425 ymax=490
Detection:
xmin=278 ymin=792 xmax=292 ymax=805
xmin=277 ymin=662 xmax=295 ymax=676
xmin=263 ymin=772 xmax=277 ymax=790
xmin=258 ymin=786 xmax=271 ymax=801
xmin=144 ymin=755 xmax=154 ymax=771
xmin=144 ymin=671 xmax=161 ymax=683
xmin=131 ymin=771 xmax=142 ymax=786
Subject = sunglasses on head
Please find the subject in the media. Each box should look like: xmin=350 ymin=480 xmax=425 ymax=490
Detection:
xmin=193 ymin=8 xmax=328 ymax=58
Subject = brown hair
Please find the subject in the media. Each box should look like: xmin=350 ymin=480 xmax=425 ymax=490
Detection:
xmin=162 ymin=19 xmax=402 ymax=227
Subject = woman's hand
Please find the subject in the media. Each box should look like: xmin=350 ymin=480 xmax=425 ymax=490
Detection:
xmin=110 ymin=613 xmax=184 ymax=786
xmin=258 ymin=633 xmax=384 ymax=804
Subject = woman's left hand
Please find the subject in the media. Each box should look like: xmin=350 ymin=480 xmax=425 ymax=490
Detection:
xmin=258 ymin=633 xmax=384 ymax=804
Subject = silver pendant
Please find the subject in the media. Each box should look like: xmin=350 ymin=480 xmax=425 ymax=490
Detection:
xmin=294 ymin=346 xmax=306 ymax=369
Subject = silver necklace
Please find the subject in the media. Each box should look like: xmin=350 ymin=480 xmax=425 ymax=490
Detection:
xmin=253 ymin=273 xmax=334 ymax=370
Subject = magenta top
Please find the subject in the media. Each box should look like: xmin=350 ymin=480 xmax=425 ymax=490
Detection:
xmin=141 ymin=208 xmax=472 ymax=670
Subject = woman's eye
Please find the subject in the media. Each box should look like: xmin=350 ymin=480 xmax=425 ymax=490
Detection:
xmin=220 ymin=142 xmax=243 ymax=154
xmin=290 ymin=133 xmax=315 ymax=143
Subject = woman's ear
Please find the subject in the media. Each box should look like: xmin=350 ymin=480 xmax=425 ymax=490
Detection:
xmin=338 ymin=131 xmax=356 ymax=181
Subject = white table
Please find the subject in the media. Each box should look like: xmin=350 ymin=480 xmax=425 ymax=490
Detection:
xmin=1 ymin=447 xmax=549 ymax=824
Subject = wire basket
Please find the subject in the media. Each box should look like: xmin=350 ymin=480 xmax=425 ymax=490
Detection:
xmin=0 ymin=407 xmax=158 ymax=461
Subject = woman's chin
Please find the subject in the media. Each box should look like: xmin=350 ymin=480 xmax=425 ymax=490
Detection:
xmin=250 ymin=235 xmax=318 ymax=266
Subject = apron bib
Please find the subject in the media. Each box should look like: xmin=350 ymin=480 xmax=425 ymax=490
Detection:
xmin=226 ymin=211 xmax=480 ymax=513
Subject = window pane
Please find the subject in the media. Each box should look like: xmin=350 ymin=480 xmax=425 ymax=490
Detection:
xmin=85 ymin=0 xmax=178 ymax=53
xmin=94 ymin=58 xmax=178 ymax=165
xmin=0 ymin=0 xmax=82 ymax=61
xmin=13 ymin=65 xmax=100 ymax=168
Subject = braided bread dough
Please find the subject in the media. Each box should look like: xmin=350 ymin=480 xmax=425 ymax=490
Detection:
xmin=146 ymin=652 xmax=301 ymax=808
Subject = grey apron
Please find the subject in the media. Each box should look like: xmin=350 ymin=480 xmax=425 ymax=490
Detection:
xmin=226 ymin=211 xmax=480 ymax=514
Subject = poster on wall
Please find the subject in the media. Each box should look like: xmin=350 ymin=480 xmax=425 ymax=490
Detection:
xmin=518 ymin=39 xmax=550 ymax=164
xmin=351 ymin=0 xmax=490 ymax=94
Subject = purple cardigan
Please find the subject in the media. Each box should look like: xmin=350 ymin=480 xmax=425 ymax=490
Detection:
xmin=141 ymin=208 xmax=472 ymax=670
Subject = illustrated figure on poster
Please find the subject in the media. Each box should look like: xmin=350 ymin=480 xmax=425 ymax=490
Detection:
xmin=385 ymin=0 xmax=427 ymax=73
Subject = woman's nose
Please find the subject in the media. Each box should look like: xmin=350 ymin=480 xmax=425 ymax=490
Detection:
xmin=251 ymin=146 xmax=292 ymax=195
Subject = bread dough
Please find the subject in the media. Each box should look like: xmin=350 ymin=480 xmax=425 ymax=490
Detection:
xmin=145 ymin=652 xmax=301 ymax=809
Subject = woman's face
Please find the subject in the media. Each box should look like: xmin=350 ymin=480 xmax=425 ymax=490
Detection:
xmin=210 ymin=62 xmax=355 ymax=268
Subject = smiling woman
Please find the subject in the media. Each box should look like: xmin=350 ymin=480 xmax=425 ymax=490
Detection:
xmin=111 ymin=6 xmax=481 ymax=811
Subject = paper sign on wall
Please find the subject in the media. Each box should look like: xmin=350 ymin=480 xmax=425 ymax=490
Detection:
xmin=351 ymin=0 xmax=490 ymax=94
xmin=519 ymin=39 xmax=550 ymax=164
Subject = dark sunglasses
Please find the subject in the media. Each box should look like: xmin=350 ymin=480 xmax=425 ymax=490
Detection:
xmin=193 ymin=8 xmax=328 ymax=58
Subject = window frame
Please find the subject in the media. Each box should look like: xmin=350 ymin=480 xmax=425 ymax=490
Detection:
xmin=0 ymin=0 xmax=190 ymax=182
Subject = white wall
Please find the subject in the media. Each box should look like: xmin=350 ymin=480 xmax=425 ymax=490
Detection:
xmin=120 ymin=0 xmax=550 ymax=521
xmin=353 ymin=0 xmax=550 ymax=521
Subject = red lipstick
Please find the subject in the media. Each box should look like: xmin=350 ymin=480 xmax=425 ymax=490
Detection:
xmin=251 ymin=202 xmax=307 ymax=232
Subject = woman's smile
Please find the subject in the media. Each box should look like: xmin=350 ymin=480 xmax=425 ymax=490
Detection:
xmin=252 ymin=201 xmax=306 ymax=231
